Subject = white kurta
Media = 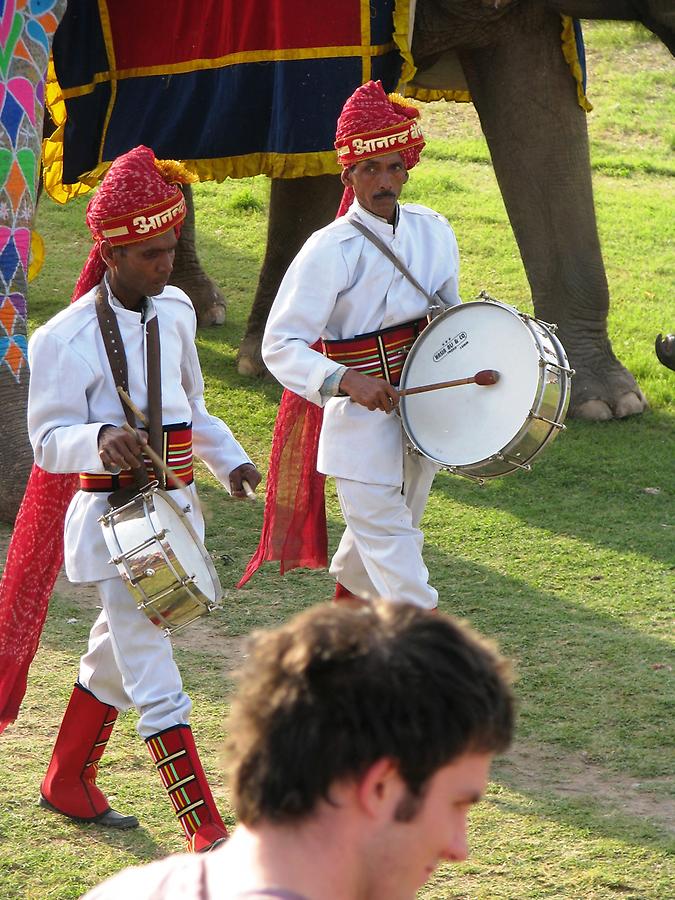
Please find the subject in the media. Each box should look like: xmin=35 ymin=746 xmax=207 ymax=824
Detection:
xmin=28 ymin=280 xmax=251 ymax=582
xmin=263 ymin=200 xmax=460 ymax=484
xmin=262 ymin=200 xmax=461 ymax=607
xmin=27 ymin=279 xmax=251 ymax=735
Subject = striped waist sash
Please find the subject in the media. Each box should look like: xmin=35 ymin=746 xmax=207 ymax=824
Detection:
xmin=80 ymin=424 xmax=193 ymax=492
xmin=321 ymin=316 xmax=428 ymax=386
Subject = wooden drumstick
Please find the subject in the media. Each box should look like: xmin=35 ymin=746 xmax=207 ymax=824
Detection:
xmin=117 ymin=386 xmax=150 ymax=426
xmin=398 ymin=369 xmax=500 ymax=397
xmin=119 ymin=387 xmax=257 ymax=501
xmin=242 ymin=480 xmax=257 ymax=500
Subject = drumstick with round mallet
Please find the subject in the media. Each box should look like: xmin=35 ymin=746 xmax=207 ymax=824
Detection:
xmin=117 ymin=386 xmax=257 ymax=499
xmin=397 ymin=369 xmax=500 ymax=397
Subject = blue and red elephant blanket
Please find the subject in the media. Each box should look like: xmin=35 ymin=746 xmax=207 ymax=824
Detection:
xmin=44 ymin=0 xmax=588 ymax=201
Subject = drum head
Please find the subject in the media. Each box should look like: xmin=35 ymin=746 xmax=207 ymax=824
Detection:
xmin=400 ymin=302 xmax=543 ymax=467
xmin=151 ymin=491 xmax=219 ymax=602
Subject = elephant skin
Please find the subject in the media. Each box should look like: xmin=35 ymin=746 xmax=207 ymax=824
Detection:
xmin=233 ymin=0 xmax=671 ymax=423
xmin=170 ymin=184 xmax=226 ymax=327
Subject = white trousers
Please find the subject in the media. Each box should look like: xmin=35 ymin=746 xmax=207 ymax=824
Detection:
xmin=329 ymin=452 xmax=439 ymax=609
xmin=78 ymin=576 xmax=192 ymax=739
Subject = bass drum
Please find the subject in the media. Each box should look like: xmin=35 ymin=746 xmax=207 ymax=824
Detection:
xmin=398 ymin=299 xmax=572 ymax=480
xmin=100 ymin=485 xmax=222 ymax=635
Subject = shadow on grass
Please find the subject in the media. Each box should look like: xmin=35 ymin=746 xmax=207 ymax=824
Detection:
xmin=430 ymin=409 xmax=674 ymax=567
xmin=196 ymin=339 xmax=281 ymax=400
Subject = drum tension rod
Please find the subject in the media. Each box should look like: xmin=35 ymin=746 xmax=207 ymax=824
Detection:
xmin=529 ymin=411 xmax=566 ymax=430
xmin=491 ymin=453 xmax=532 ymax=472
xmin=539 ymin=358 xmax=576 ymax=376
xmin=108 ymin=532 xmax=168 ymax=565
xmin=446 ymin=467 xmax=486 ymax=485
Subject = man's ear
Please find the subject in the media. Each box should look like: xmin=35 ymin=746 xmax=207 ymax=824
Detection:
xmin=355 ymin=758 xmax=404 ymax=820
xmin=403 ymin=170 xmax=409 ymax=183
xmin=100 ymin=240 xmax=115 ymax=268
xmin=341 ymin=167 xmax=353 ymax=188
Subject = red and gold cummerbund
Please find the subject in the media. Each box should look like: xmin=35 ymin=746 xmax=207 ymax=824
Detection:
xmin=321 ymin=317 xmax=428 ymax=386
xmin=80 ymin=423 xmax=193 ymax=492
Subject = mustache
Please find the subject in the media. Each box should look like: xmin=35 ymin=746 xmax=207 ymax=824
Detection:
xmin=373 ymin=191 xmax=396 ymax=200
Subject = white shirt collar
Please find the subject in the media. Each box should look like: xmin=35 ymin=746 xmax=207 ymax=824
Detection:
xmin=103 ymin=273 xmax=152 ymax=322
xmin=349 ymin=199 xmax=400 ymax=236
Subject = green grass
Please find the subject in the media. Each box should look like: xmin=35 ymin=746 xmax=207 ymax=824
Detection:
xmin=1 ymin=21 xmax=673 ymax=900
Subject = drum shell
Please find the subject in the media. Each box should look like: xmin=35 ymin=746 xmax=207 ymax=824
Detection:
xmin=399 ymin=301 xmax=571 ymax=479
xmin=100 ymin=488 xmax=222 ymax=634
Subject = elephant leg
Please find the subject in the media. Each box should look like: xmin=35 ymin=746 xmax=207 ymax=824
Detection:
xmin=169 ymin=184 xmax=226 ymax=327
xmin=237 ymin=174 xmax=344 ymax=377
xmin=0 ymin=369 xmax=32 ymax=521
xmin=457 ymin=2 xmax=647 ymax=420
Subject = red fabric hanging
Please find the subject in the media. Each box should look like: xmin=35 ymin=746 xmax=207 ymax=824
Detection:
xmin=0 ymin=468 xmax=79 ymax=732
xmin=238 ymin=389 xmax=327 ymax=586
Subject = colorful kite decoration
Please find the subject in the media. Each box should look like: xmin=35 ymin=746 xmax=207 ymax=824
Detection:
xmin=0 ymin=0 xmax=64 ymax=382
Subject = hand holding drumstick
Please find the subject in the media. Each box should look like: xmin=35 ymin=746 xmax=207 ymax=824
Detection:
xmin=116 ymin=387 xmax=260 ymax=499
xmin=339 ymin=369 xmax=500 ymax=413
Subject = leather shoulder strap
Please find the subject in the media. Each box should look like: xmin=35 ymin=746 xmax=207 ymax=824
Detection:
xmin=94 ymin=284 xmax=165 ymax=489
xmin=95 ymin=285 xmax=133 ymax=424
xmin=348 ymin=217 xmax=442 ymax=313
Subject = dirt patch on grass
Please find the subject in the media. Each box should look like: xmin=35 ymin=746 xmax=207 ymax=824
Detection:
xmin=496 ymin=742 xmax=674 ymax=834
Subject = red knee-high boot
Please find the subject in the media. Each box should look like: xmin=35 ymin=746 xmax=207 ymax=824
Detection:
xmin=39 ymin=682 xmax=138 ymax=828
xmin=146 ymin=724 xmax=228 ymax=852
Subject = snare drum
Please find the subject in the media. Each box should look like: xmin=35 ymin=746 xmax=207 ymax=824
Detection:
xmin=398 ymin=299 xmax=572 ymax=480
xmin=100 ymin=485 xmax=222 ymax=635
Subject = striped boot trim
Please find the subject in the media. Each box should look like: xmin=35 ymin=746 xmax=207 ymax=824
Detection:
xmin=145 ymin=725 xmax=227 ymax=848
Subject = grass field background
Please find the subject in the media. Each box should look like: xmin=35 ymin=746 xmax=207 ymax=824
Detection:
xmin=0 ymin=22 xmax=673 ymax=900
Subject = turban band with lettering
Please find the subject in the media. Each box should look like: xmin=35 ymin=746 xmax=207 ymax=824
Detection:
xmin=72 ymin=145 xmax=196 ymax=301
xmin=334 ymin=80 xmax=424 ymax=217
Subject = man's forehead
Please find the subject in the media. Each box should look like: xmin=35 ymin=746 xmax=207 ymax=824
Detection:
xmin=433 ymin=751 xmax=494 ymax=799
xmin=130 ymin=230 xmax=178 ymax=251
xmin=354 ymin=151 xmax=406 ymax=170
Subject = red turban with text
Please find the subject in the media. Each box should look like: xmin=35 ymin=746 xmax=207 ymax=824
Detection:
xmin=72 ymin=145 xmax=195 ymax=301
xmin=334 ymin=80 xmax=425 ymax=216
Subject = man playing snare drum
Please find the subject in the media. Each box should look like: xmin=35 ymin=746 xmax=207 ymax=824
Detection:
xmin=242 ymin=81 xmax=460 ymax=611
xmin=24 ymin=146 xmax=260 ymax=850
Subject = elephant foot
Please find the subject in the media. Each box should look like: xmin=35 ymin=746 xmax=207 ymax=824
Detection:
xmin=169 ymin=273 xmax=226 ymax=327
xmin=237 ymin=333 xmax=267 ymax=378
xmin=568 ymin=352 xmax=647 ymax=421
